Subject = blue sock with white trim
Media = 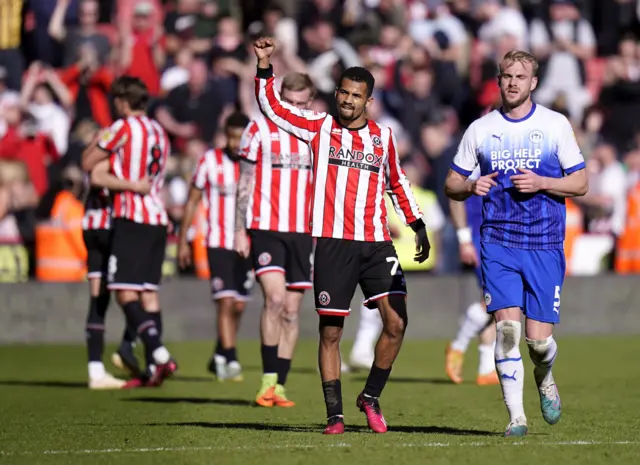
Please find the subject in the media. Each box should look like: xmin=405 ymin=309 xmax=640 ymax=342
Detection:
xmin=495 ymin=320 xmax=526 ymax=422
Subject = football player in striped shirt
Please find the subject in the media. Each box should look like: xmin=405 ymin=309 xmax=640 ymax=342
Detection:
xmin=235 ymin=73 xmax=316 ymax=408
xmin=178 ymin=112 xmax=254 ymax=382
xmin=82 ymin=76 xmax=175 ymax=388
xmin=445 ymin=51 xmax=588 ymax=436
xmin=81 ymin=151 xmax=151 ymax=389
xmin=253 ymin=37 xmax=430 ymax=434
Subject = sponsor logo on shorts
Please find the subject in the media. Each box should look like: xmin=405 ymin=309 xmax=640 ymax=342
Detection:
xmin=258 ymin=252 xmax=271 ymax=266
xmin=212 ymin=277 xmax=224 ymax=291
xmin=318 ymin=291 xmax=330 ymax=306
xmin=484 ymin=292 xmax=492 ymax=306
xmin=107 ymin=255 xmax=117 ymax=283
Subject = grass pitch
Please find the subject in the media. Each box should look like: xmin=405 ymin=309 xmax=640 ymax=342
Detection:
xmin=1 ymin=337 xmax=639 ymax=465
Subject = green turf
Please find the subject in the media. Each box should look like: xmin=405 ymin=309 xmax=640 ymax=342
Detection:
xmin=1 ymin=337 xmax=639 ymax=465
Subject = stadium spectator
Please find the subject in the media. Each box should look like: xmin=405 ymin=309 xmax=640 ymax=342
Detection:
xmin=19 ymin=62 xmax=72 ymax=156
xmin=118 ymin=2 xmax=165 ymax=97
xmin=48 ymin=0 xmax=112 ymax=68
xmin=0 ymin=0 xmax=25 ymax=91
xmin=58 ymin=42 xmax=114 ymax=128
xmin=529 ymin=0 xmax=596 ymax=123
xmin=156 ymin=58 xmax=228 ymax=150
xmin=160 ymin=46 xmax=193 ymax=95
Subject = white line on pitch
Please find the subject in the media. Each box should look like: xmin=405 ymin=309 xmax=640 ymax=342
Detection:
xmin=0 ymin=440 xmax=638 ymax=456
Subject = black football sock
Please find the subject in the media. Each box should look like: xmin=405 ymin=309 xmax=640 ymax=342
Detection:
xmin=86 ymin=296 xmax=106 ymax=362
xmin=144 ymin=312 xmax=163 ymax=367
xmin=120 ymin=323 xmax=137 ymax=347
xmin=260 ymin=344 xmax=278 ymax=374
xmin=277 ymin=357 xmax=291 ymax=385
xmin=222 ymin=347 xmax=237 ymax=363
xmin=122 ymin=301 xmax=162 ymax=354
xmin=322 ymin=379 xmax=343 ymax=418
xmin=363 ymin=364 xmax=392 ymax=398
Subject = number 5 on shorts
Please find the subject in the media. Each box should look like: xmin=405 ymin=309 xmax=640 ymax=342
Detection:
xmin=386 ymin=257 xmax=401 ymax=276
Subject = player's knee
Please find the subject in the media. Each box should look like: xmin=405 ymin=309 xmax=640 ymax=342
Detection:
xmin=319 ymin=315 xmax=344 ymax=345
xmin=281 ymin=308 xmax=299 ymax=326
xmin=264 ymin=292 xmax=285 ymax=314
xmin=496 ymin=320 xmax=521 ymax=355
xmin=233 ymin=300 xmax=246 ymax=314
xmin=526 ymin=336 xmax=555 ymax=367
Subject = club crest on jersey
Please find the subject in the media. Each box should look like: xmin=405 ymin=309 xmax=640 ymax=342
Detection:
xmin=484 ymin=292 xmax=492 ymax=306
xmin=212 ymin=277 xmax=224 ymax=291
xmin=528 ymin=130 xmax=544 ymax=144
xmin=318 ymin=291 xmax=331 ymax=306
xmin=258 ymin=252 xmax=272 ymax=266
xmin=328 ymin=146 xmax=383 ymax=173
xmin=372 ymin=135 xmax=382 ymax=147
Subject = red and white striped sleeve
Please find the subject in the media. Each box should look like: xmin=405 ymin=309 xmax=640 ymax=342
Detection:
xmin=255 ymin=66 xmax=325 ymax=142
xmin=98 ymin=119 xmax=129 ymax=153
xmin=238 ymin=120 xmax=261 ymax=164
xmin=384 ymin=128 xmax=422 ymax=226
xmin=191 ymin=151 xmax=209 ymax=190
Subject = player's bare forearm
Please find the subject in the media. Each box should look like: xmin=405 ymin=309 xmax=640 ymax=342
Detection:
xmin=444 ymin=169 xmax=473 ymax=201
xmin=81 ymin=142 xmax=107 ymax=172
xmin=448 ymin=198 xmax=469 ymax=230
xmin=89 ymin=159 xmax=134 ymax=191
xmin=179 ymin=186 xmax=202 ymax=246
xmin=235 ymin=161 xmax=255 ymax=232
xmin=542 ymin=169 xmax=588 ymax=198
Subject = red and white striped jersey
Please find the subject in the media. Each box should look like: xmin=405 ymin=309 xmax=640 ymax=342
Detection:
xmin=239 ymin=114 xmax=312 ymax=233
xmin=98 ymin=115 xmax=170 ymax=226
xmin=255 ymin=70 xmax=423 ymax=242
xmin=82 ymin=186 xmax=112 ymax=230
xmin=192 ymin=148 xmax=240 ymax=250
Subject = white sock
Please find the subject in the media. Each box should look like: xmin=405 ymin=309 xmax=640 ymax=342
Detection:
xmin=351 ymin=304 xmax=382 ymax=355
xmin=526 ymin=336 xmax=557 ymax=390
xmin=152 ymin=346 xmax=170 ymax=365
xmin=478 ymin=341 xmax=496 ymax=375
xmin=88 ymin=361 xmax=105 ymax=380
xmin=451 ymin=302 xmax=490 ymax=352
xmin=495 ymin=320 xmax=525 ymax=422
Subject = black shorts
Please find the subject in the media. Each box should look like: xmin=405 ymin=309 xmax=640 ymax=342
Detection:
xmin=106 ymin=218 xmax=167 ymax=291
xmin=208 ymin=247 xmax=254 ymax=300
xmin=313 ymin=238 xmax=407 ymax=316
xmin=83 ymin=228 xmax=111 ymax=279
xmin=248 ymin=229 xmax=313 ymax=291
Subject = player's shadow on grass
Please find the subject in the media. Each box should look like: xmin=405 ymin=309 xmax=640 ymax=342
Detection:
xmin=123 ymin=396 xmax=254 ymax=407
xmin=241 ymin=365 xmax=318 ymax=375
xmin=0 ymin=380 xmax=87 ymax=388
xmin=351 ymin=376 xmax=452 ymax=385
xmin=150 ymin=421 xmax=499 ymax=436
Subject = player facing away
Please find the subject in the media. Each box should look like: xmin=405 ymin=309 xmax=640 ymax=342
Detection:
xmin=178 ymin=112 xmax=255 ymax=382
xmin=445 ymin=167 xmax=499 ymax=386
xmin=444 ymin=50 xmax=588 ymax=436
xmin=253 ymin=37 xmax=430 ymax=434
xmin=81 ymin=154 xmax=151 ymax=389
xmin=234 ymin=73 xmax=316 ymax=408
xmin=82 ymin=76 xmax=175 ymax=388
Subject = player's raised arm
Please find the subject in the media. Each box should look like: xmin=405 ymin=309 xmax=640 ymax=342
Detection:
xmin=254 ymin=37 xmax=325 ymax=142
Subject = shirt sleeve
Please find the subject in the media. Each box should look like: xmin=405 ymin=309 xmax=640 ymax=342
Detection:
xmin=450 ymin=123 xmax=479 ymax=177
xmin=385 ymin=128 xmax=422 ymax=225
xmin=191 ymin=152 xmax=209 ymax=190
xmin=557 ymin=117 xmax=585 ymax=174
xmin=97 ymin=119 xmax=129 ymax=153
xmin=238 ymin=120 xmax=261 ymax=164
xmin=255 ymin=66 xmax=326 ymax=142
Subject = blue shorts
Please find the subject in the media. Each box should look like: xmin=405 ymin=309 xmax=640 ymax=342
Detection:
xmin=480 ymin=242 xmax=565 ymax=324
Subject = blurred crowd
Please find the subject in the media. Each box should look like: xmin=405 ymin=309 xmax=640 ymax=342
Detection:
xmin=1 ymin=0 xmax=640 ymax=282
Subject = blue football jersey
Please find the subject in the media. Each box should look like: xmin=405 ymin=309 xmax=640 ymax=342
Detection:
xmin=451 ymin=104 xmax=585 ymax=250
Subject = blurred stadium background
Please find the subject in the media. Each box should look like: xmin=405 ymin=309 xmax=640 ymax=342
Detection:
xmin=1 ymin=0 xmax=640 ymax=333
